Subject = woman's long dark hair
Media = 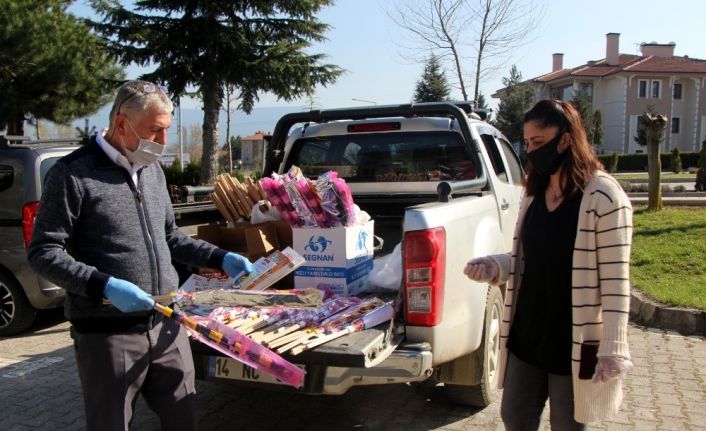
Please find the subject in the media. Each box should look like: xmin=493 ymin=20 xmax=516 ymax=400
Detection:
xmin=523 ymin=99 xmax=602 ymax=197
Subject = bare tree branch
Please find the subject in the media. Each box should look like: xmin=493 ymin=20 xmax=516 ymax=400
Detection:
xmin=387 ymin=0 xmax=544 ymax=106
xmin=387 ymin=0 xmax=472 ymax=100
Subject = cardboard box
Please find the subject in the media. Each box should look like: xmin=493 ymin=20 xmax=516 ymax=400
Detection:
xmin=292 ymin=220 xmax=375 ymax=296
xmin=244 ymin=222 xmax=279 ymax=261
xmin=197 ymin=221 xmax=295 ymax=287
xmin=196 ymin=223 xmax=248 ymax=254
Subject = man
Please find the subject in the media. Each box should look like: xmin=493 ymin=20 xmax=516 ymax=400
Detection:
xmin=28 ymin=80 xmax=253 ymax=430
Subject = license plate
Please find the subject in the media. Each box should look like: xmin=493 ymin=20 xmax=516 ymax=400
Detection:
xmin=208 ymin=356 xmax=302 ymax=385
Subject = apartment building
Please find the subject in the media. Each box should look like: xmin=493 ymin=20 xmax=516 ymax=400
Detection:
xmin=499 ymin=33 xmax=706 ymax=153
xmin=240 ymin=131 xmax=269 ymax=170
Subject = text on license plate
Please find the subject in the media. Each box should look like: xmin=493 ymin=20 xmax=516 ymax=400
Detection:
xmin=208 ymin=356 xmax=302 ymax=385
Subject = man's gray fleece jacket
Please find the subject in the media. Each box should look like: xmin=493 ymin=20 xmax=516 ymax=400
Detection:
xmin=28 ymin=138 xmax=226 ymax=329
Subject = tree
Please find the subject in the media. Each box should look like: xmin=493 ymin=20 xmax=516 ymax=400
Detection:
xmin=494 ymin=65 xmax=533 ymax=158
xmin=188 ymin=124 xmax=203 ymax=163
xmin=592 ymin=109 xmax=604 ymax=149
xmin=389 ymin=0 xmax=471 ymax=100
xmin=476 ymin=91 xmax=488 ymax=109
xmin=90 ymin=1 xmax=343 ymax=185
xmin=55 ymin=124 xmax=77 ymax=138
xmin=571 ymin=92 xmax=593 ymax=138
xmin=635 ymin=112 xmax=668 ymax=210
xmin=570 ymin=93 xmax=604 ymax=150
xmin=389 ymin=0 xmax=543 ymax=106
xmin=223 ymin=84 xmax=237 ymax=173
xmin=0 ymin=0 xmax=123 ymax=137
xmin=695 ymin=138 xmax=706 ymax=192
xmin=467 ymin=0 xmax=544 ymax=108
xmin=413 ymin=54 xmax=451 ymax=102
xmin=670 ymin=148 xmax=682 ymax=174
xmin=76 ymin=119 xmax=97 ymax=145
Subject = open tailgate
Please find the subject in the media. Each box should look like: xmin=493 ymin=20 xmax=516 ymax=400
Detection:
xmin=191 ymin=318 xmax=402 ymax=373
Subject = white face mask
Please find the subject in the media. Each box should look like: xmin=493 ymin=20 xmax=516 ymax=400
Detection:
xmin=122 ymin=120 xmax=165 ymax=166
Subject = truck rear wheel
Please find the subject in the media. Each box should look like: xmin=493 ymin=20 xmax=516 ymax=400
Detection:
xmin=444 ymin=284 xmax=503 ymax=407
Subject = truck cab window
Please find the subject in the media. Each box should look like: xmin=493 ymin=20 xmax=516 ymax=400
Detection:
xmin=0 ymin=165 xmax=13 ymax=192
xmin=289 ymin=131 xmax=479 ymax=182
xmin=480 ymin=134 xmax=509 ymax=183
xmin=497 ymin=138 xmax=524 ymax=186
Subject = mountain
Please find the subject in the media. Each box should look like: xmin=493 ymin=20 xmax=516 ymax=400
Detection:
xmin=44 ymin=104 xmax=304 ymax=145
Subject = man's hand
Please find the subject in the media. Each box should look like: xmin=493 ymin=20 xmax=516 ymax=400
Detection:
xmin=104 ymin=277 xmax=155 ymax=313
xmin=463 ymin=256 xmax=499 ymax=284
xmin=222 ymin=252 xmax=255 ymax=277
xmin=592 ymin=356 xmax=634 ymax=383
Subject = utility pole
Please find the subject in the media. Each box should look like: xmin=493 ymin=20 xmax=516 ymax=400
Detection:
xmin=178 ymin=98 xmax=184 ymax=172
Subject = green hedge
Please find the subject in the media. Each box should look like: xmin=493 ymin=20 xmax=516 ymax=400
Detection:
xmin=598 ymin=151 xmax=700 ymax=172
xmin=162 ymin=158 xmax=202 ymax=187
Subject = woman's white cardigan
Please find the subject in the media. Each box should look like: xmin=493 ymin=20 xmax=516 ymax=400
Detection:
xmin=489 ymin=171 xmax=633 ymax=423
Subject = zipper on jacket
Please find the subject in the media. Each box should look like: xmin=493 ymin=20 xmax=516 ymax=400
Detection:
xmin=127 ymin=168 xmax=160 ymax=296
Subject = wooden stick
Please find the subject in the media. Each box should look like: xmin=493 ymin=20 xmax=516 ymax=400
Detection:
xmin=256 ymin=179 xmax=268 ymax=200
xmin=266 ymin=328 xmax=315 ymax=349
xmin=290 ymin=329 xmax=351 ymax=355
xmin=210 ymin=192 xmax=237 ymax=225
xmin=215 ymin=182 xmax=244 ymax=219
xmin=231 ymin=176 xmax=256 ymax=208
xmin=245 ymin=177 xmax=262 ymax=203
xmin=259 ymin=323 xmax=302 ymax=344
xmin=275 ymin=333 xmax=320 ymax=354
xmin=222 ymin=175 xmax=251 ymax=217
xmin=236 ymin=317 xmax=268 ymax=334
xmin=217 ymin=179 xmax=248 ymax=218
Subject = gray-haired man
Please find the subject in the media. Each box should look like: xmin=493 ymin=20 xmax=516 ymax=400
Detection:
xmin=28 ymin=80 xmax=253 ymax=430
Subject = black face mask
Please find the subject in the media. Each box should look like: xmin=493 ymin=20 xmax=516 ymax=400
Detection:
xmin=528 ymin=132 xmax=567 ymax=176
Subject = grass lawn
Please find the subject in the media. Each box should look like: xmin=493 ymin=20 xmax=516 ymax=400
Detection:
xmin=631 ymin=206 xmax=706 ymax=310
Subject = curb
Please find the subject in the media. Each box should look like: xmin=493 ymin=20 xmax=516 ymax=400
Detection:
xmin=629 ymin=289 xmax=706 ymax=336
xmin=628 ymin=195 xmax=706 ymax=206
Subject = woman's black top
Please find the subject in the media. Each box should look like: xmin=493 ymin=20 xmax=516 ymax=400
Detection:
xmin=507 ymin=190 xmax=583 ymax=375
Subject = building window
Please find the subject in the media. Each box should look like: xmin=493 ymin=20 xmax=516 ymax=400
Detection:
xmin=673 ymin=83 xmax=682 ymax=100
xmin=579 ymin=83 xmax=593 ymax=100
xmin=651 ymin=80 xmax=661 ymax=98
xmin=671 ymin=117 xmax=680 ymax=134
xmin=550 ymin=87 xmax=562 ymax=100
xmin=638 ymin=80 xmax=648 ymax=98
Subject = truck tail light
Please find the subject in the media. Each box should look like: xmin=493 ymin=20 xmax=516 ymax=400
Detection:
xmin=403 ymin=227 xmax=445 ymax=326
xmin=347 ymin=122 xmax=401 ymax=133
xmin=22 ymin=201 xmax=39 ymax=249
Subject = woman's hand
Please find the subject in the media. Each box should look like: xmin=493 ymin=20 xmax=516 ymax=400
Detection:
xmin=463 ymin=256 xmax=499 ymax=284
xmin=592 ymin=356 xmax=634 ymax=383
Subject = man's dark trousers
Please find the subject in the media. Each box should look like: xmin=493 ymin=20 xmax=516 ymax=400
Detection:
xmin=71 ymin=317 xmax=198 ymax=430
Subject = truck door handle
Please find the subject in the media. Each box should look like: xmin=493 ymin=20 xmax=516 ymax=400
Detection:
xmin=501 ymin=199 xmax=509 ymax=211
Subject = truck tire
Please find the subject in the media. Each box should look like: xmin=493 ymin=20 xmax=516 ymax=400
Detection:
xmin=0 ymin=272 xmax=36 ymax=336
xmin=444 ymin=284 xmax=503 ymax=407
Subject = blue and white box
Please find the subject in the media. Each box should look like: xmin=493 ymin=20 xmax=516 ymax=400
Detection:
xmin=292 ymin=220 xmax=375 ymax=296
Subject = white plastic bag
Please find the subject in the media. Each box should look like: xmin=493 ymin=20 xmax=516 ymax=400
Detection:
xmin=250 ymin=200 xmax=281 ymax=224
xmin=368 ymin=243 xmax=402 ymax=291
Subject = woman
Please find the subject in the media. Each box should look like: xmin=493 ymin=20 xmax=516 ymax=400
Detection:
xmin=465 ymin=100 xmax=633 ymax=429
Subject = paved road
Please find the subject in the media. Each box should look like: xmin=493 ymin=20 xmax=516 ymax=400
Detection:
xmin=2 ymin=310 xmax=705 ymax=431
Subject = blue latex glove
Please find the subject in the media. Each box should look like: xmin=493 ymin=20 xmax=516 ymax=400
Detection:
xmin=222 ymin=252 xmax=255 ymax=277
xmin=104 ymin=277 xmax=155 ymax=313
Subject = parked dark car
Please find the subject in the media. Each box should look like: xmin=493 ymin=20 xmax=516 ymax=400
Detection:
xmin=0 ymin=136 xmax=80 ymax=335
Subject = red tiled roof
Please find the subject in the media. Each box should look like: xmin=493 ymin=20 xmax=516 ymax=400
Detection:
xmin=242 ymin=132 xmax=267 ymax=141
xmin=532 ymin=54 xmax=706 ymax=85
xmin=624 ymin=55 xmax=706 ymax=73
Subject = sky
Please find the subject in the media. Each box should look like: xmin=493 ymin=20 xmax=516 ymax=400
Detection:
xmin=66 ymin=0 xmax=706 ymax=139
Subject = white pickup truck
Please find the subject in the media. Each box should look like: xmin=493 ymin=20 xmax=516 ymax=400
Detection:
xmin=190 ymin=103 xmax=524 ymax=407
